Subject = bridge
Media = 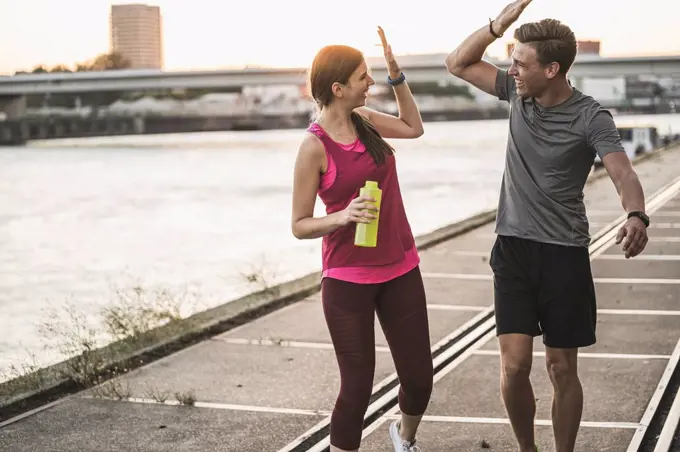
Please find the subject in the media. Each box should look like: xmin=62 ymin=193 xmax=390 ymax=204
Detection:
xmin=0 ymin=53 xmax=678 ymax=124
xmin=0 ymin=54 xmax=679 ymax=96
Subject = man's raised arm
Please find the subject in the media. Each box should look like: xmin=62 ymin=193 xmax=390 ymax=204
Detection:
xmin=445 ymin=0 xmax=533 ymax=96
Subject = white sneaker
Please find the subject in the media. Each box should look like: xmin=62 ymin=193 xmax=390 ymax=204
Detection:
xmin=388 ymin=420 xmax=421 ymax=452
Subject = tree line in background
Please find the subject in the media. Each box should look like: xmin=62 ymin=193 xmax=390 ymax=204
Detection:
xmin=14 ymin=52 xmax=132 ymax=75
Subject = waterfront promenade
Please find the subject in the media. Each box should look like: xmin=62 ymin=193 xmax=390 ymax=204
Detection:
xmin=1 ymin=144 xmax=680 ymax=451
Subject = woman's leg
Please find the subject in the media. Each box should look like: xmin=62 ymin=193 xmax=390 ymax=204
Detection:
xmin=376 ymin=266 xmax=433 ymax=444
xmin=322 ymin=277 xmax=380 ymax=452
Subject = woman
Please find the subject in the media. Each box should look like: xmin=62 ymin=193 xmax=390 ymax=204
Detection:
xmin=291 ymin=27 xmax=432 ymax=452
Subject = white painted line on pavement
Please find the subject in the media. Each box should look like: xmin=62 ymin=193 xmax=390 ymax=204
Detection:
xmin=650 ymin=237 xmax=680 ymax=242
xmin=586 ymin=210 xmax=680 ymax=217
xmin=422 ymin=273 xmax=680 ymax=285
xmin=220 ymin=337 xmax=391 ymax=353
xmin=421 ymin=272 xmax=493 ymax=281
xmin=591 ymin=222 xmax=680 ymax=229
xmin=594 ymin=278 xmax=680 ymax=284
xmin=447 ymin=250 xmax=490 ymax=257
xmin=598 ymin=309 xmax=680 ymax=316
xmin=649 ymin=211 xmax=680 ymax=216
xmin=596 ymin=254 xmax=680 ymax=261
xmin=587 ymin=210 xmax=632 ymax=216
xmin=92 ymin=396 xmax=333 ymax=416
xmin=381 ymin=414 xmax=640 ymax=429
xmin=427 ymin=304 xmax=488 ymax=312
xmin=648 ymin=223 xmax=680 ymax=228
xmin=472 ymin=350 xmax=672 ymax=360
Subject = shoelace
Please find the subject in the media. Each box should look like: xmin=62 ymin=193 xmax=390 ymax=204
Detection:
xmin=401 ymin=440 xmax=421 ymax=452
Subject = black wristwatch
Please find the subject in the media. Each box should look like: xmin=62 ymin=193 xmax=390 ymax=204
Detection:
xmin=628 ymin=211 xmax=650 ymax=227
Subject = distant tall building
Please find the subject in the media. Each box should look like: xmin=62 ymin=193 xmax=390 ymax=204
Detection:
xmin=110 ymin=4 xmax=163 ymax=69
xmin=506 ymin=40 xmax=601 ymax=59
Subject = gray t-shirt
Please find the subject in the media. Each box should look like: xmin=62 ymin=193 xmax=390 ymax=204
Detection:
xmin=494 ymin=69 xmax=625 ymax=248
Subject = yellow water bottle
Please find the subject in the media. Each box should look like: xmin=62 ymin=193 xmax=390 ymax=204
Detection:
xmin=354 ymin=181 xmax=382 ymax=247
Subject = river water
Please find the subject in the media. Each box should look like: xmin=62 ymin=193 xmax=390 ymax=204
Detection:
xmin=1 ymin=113 xmax=679 ymax=377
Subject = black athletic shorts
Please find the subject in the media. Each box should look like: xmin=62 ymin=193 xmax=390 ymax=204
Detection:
xmin=489 ymin=234 xmax=597 ymax=349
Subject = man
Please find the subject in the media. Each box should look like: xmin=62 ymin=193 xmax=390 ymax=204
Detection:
xmin=445 ymin=1 xmax=650 ymax=451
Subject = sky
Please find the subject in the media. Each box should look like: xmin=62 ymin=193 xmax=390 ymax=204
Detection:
xmin=1 ymin=0 xmax=679 ymax=75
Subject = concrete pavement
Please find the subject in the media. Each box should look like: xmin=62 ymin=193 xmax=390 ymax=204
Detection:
xmin=1 ymin=145 xmax=680 ymax=452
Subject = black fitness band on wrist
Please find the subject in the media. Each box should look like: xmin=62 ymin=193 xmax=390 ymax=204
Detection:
xmin=489 ymin=19 xmax=503 ymax=39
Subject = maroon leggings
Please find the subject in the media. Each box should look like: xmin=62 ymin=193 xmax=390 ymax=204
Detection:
xmin=321 ymin=266 xmax=433 ymax=450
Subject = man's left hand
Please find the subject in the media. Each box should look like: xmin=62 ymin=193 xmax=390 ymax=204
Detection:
xmin=615 ymin=217 xmax=648 ymax=259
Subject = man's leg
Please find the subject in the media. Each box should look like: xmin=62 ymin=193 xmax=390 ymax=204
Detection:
xmin=499 ymin=333 xmax=537 ymax=452
xmin=545 ymin=347 xmax=582 ymax=452
xmin=539 ymin=243 xmax=597 ymax=452
xmin=489 ymin=235 xmax=542 ymax=452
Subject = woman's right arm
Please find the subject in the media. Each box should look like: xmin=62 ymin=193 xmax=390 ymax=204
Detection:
xmin=291 ymin=134 xmax=377 ymax=240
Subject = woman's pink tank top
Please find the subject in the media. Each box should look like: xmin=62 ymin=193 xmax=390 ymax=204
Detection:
xmin=308 ymin=122 xmax=419 ymax=284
